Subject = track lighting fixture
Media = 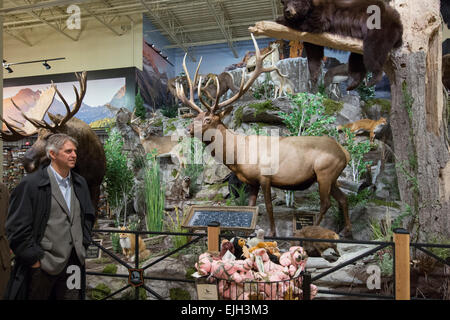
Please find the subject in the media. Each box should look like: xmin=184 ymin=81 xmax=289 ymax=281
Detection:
xmin=2 ymin=57 xmax=65 ymax=73
xmin=43 ymin=61 xmax=51 ymax=70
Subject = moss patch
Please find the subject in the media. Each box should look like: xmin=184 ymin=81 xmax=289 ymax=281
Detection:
xmin=153 ymin=117 xmax=163 ymax=128
xmin=208 ymin=182 xmax=228 ymax=191
xmin=185 ymin=267 xmax=197 ymax=280
xmin=102 ymin=264 xmax=118 ymax=274
xmin=89 ymin=283 xmax=112 ymax=300
xmin=164 ymin=118 xmax=178 ymax=134
xmin=169 ymin=288 xmax=191 ymax=300
xmin=323 ymin=98 xmax=344 ymax=115
xmin=212 ymin=193 xmax=224 ymax=202
xmin=248 ymin=100 xmax=277 ymax=116
xmin=369 ymin=199 xmax=401 ymax=209
xmin=234 ymin=105 xmax=245 ymax=128
xmin=365 ymin=98 xmax=391 ymax=114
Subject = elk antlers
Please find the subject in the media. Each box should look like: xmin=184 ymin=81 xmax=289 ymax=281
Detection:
xmin=0 ymin=71 xmax=87 ymax=142
xmin=176 ymin=33 xmax=284 ymax=114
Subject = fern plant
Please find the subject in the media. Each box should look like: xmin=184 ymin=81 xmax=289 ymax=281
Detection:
xmin=341 ymin=128 xmax=372 ymax=183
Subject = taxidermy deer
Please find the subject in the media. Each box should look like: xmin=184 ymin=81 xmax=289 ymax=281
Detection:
xmin=0 ymin=72 xmax=106 ymax=213
xmin=202 ymin=72 xmax=239 ymax=101
xmin=176 ymin=34 xmax=352 ymax=237
xmin=269 ymin=42 xmax=295 ymax=98
xmin=130 ymin=113 xmax=186 ymax=173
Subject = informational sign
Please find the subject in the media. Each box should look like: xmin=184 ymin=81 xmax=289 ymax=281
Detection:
xmin=86 ymin=239 xmax=103 ymax=260
xmin=292 ymin=211 xmax=316 ymax=233
xmin=196 ymin=278 xmax=219 ymax=300
xmin=182 ymin=205 xmax=258 ymax=233
xmin=128 ymin=268 xmax=144 ymax=288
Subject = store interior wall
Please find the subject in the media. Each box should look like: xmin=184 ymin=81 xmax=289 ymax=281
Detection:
xmin=3 ymin=14 xmax=143 ymax=79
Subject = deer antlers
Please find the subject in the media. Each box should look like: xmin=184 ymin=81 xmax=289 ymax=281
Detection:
xmin=176 ymin=33 xmax=283 ymax=114
xmin=0 ymin=71 xmax=87 ymax=142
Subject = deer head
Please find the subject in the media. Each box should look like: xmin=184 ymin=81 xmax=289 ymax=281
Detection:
xmin=0 ymin=72 xmax=87 ymax=172
xmin=176 ymin=34 xmax=282 ymax=140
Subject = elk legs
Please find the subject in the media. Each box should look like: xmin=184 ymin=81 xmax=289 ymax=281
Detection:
xmin=260 ymin=180 xmax=276 ymax=237
xmin=248 ymin=184 xmax=260 ymax=206
xmin=315 ymin=181 xmax=332 ymax=228
xmin=330 ymin=183 xmax=352 ymax=238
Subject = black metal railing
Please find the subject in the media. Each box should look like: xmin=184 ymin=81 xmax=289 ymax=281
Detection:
xmin=263 ymin=235 xmax=395 ymax=300
xmin=83 ymin=228 xmax=450 ymax=300
xmin=82 ymin=229 xmax=207 ymax=300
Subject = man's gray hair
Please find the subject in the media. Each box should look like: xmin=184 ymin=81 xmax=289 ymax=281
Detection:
xmin=45 ymin=133 xmax=78 ymax=158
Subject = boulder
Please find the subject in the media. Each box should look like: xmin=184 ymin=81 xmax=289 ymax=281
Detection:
xmin=335 ymin=95 xmax=363 ymax=126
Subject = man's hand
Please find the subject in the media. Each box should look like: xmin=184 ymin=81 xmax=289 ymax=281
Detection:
xmin=31 ymin=261 xmax=41 ymax=269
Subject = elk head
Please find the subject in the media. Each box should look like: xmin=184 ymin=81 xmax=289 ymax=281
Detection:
xmin=1 ymin=72 xmax=87 ymax=173
xmin=176 ymin=33 xmax=283 ymax=140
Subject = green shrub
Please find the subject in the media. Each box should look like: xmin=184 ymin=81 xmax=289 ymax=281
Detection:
xmin=230 ymin=183 xmax=249 ymax=206
xmin=279 ymin=92 xmax=338 ymax=138
xmin=252 ymin=74 xmax=274 ymax=100
xmin=341 ymin=128 xmax=372 ymax=183
xmin=356 ymin=73 xmax=376 ymax=103
xmin=104 ymin=128 xmax=134 ymax=209
xmin=135 ymin=89 xmax=146 ymax=120
xmin=161 ymin=104 xmax=178 ymax=118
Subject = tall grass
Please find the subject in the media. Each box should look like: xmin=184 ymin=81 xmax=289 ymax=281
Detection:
xmin=165 ymin=206 xmax=189 ymax=249
xmin=144 ymin=150 xmax=165 ymax=233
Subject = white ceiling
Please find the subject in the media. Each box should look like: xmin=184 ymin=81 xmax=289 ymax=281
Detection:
xmin=2 ymin=0 xmax=283 ymax=57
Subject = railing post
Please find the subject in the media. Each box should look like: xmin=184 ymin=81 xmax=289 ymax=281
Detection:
xmin=207 ymin=221 xmax=220 ymax=253
xmin=302 ymin=272 xmax=311 ymax=300
xmin=393 ymin=228 xmax=410 ymax=300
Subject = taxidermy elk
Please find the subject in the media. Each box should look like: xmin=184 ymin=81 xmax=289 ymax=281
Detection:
xmin=176 ymin=34 xmax=352 ymax=237
xmin=0 ymin=72 xmax=106 ymax=214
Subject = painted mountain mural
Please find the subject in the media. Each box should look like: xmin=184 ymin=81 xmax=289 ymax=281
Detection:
xmin=136 ymin=41 xmax=173 ymax=109
xmin=2 ymin=78 xmax=126 ymax=130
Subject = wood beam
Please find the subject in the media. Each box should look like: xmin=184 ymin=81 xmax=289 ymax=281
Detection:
xmin=248 ymin=20 xmax=363 ymax=54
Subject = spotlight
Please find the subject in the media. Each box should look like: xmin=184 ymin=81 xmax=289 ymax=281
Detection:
xmin=3 ymin=63 xmax=13 ymax=73
xmin=43 ymin=61 xmax=51 ymax=70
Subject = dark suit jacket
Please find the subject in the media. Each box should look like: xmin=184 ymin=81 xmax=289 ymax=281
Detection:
xmin=0 ymin=183 xmax=10 ymax=299
xmin=4 ymin=165 xmax=95 ymax=300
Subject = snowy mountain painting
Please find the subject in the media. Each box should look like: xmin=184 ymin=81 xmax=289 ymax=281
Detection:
xmin=2 ymin=77 xmax=127 ymax=130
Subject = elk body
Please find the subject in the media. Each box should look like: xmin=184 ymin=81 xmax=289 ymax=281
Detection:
xmin=0 ymin=72 xmax=106 ymax=213
xmin=176 ymin=34 xmax=352 ymax=237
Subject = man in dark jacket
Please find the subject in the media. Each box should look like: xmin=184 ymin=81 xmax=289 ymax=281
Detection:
xmin=5 ymin=134 xmax=95 ymax=300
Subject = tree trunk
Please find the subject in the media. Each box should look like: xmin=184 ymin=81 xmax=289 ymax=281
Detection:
xmin=249 ymin=1 xmax=450 ymax=240
xmin=384 ymin=0 xmax=450 ymax=241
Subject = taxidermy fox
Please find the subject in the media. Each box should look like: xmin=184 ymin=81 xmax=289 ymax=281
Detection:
xmin=337 ymin=117 xmax=387 ymax=142
xmin=119 ymin=226 xmax=150 ymax=261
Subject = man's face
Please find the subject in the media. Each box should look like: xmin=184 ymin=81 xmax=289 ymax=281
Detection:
xmin=50 ymin=140 xmax=77 ymax=170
